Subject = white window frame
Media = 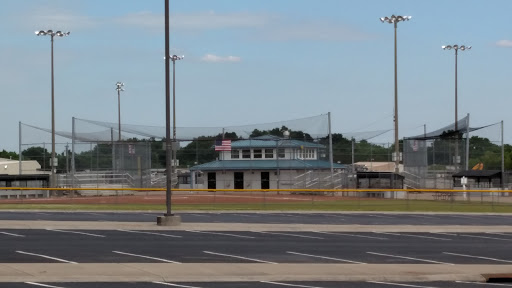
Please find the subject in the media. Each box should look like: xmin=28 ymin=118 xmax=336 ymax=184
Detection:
xmin=253 ymin=149 xmax=263 ymax=159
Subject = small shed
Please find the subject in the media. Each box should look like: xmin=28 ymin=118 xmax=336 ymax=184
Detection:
xmin=452 ymin=170 xmax=502 ymax=188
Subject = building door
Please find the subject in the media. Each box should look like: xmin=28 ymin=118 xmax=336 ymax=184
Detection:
xmin=261 ymin=172 xmax=270 ymax=189
xmin=234 ymin=172 xmax=244 ymax=189
xmin=207 ymin=172 xmax=216 ymax=189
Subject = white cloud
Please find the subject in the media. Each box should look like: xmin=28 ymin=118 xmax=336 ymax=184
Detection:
xmin=262 ymin=20 xmax=373 ymax=42
xmin=22 ymin=6 xmax=98 ymax=31
xmin=113 ymin=11 xmax=370 ymax=42
xmin=201 ymin=54 xmax=241 ymax=63
xmin=113 ymin=11 xmax=162 ymax=30
xmin=114 ymin=11 xmax=271 ymax=31
xmin=496 ymin=40 xmax=512 ymax=47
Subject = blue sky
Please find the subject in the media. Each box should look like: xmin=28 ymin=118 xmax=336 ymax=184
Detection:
xmin=1 ymin=0 xmax=511 ymax=152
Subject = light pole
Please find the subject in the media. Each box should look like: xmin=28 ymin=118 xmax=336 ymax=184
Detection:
xmin=380 ymin=15 xmax=411 ymax=174
xmin=158 ymin=0 xmax=181 ymax=225
xmin=442 ymin=44 xmax=471 ymax=171
xmin=35 ymin=30 xmax=70 ymax=188
xmin=170 ymin=55 xmax=183 ymax=175
xmin=115 ymin=82 xmax=125 ymax=141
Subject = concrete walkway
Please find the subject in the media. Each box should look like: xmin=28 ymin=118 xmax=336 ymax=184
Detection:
xmin=0 ymin=263 xmax=511 ymax=283
xmin=1 ymin=220 xmax=512 ymax=232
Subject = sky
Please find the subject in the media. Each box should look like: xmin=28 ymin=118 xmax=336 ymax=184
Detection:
xmin=0 ymin=0 xmax=511 ymax=152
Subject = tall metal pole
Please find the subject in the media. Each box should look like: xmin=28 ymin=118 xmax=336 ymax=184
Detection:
xmin=164 ymin=0 xmax=172 ymax=216
xmin=172 ymin=58 xmax=176 ymax=174
xmin=393 ymin=21 xmax=399 ymax=173
xmin=380 ymin=15 xmax=411 ymax=174
xmin=455 ymin=49 xmax=458 ymax=134
xmin=36 ymin=30 xmax=70 ymax=188
xmin=50 ymin=34 xmax=55 ymax=188
xmin=454 ymin=49 xmax=459 ymax=171
xmin=328 ymin=112 xmax=334 ymax=186
xmin=115 ymin=82 xmax=124 ymax=142
xmin=442 ymin=44 xmax=471 ymax=171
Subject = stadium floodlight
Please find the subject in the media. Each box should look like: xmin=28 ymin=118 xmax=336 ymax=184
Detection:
xmin=115 ymin=82 xmax=125 ymax=141
xmin=170 ymin=55 xmax=184 ymax=179
xmin=35 ymin=29 xmax=70 ymax=189
xmin=379 ymin=15 xmax=411 ymax=173
xmin=442 ymin=44 xmax=471 ymax=171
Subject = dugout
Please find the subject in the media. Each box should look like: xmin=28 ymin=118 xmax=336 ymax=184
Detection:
xmin=356 ymin=172 xmax=404 ymax=198
xmin=452 ymin=170 xmax=502 ymax=189
xmin=0 ymin=174 xmax=50 ymax=199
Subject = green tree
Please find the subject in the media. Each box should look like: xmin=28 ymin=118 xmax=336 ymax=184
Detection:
xmin=0 ymin=150 xmax=18 ymax=160
xmin=22 ymin=147 xmax=50 ymax=170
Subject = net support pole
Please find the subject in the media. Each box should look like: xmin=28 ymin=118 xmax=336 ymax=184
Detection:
xmin=351 ymin=138 xmax=355 ymax=172
xmin=465 ymin=113 xmax=470 ymax=171
xmin=328 ymin=112 xmax=334 ymax=188
xmin=501 ymin=120 xmax=505 ymax=189
xmin=111 ymin=128 xmax=115 ymax=173
xmin=71 ymin=117 xmax=76 ymax=189
xmin=18 ymin=121 xmax=22 ymax=175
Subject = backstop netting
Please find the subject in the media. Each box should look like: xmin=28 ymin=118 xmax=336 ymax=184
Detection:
xmin=21 ymin=114 xmax=354 ymax=190
xmin=403 ymin=115 xmax=504 ymax=189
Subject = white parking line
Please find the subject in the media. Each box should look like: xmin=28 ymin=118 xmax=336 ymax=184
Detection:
xmin=313 ymin=231 xmax=388 ymax=240
xmin=443 ymin=252 xmax=512 ymax=263
xmin=16 ymin=251 xmax=77 ymax=264
xmin=113 ymin=251 xmax=181 ymax=263
xmin=430 ymin=232 xmax=457 ymax=236
xmin=287 ymin=251 xmax=366 ymax=264
xmin=444 ymin=215 xmax=477 ymax=219
xmin=367 ymin=281 xmax=439 ymax=288
xmin=25 ymin=282 xmax=67 ymax=288
xmin=456 ymin=281 xmax=512 ymax=286
xmin=46 ymin=229 xmax=105 ymax=238
xmin=367 ymin=252 xmax=453 ymax=265
xmin=152 ymin=282 xmax=203 ymax=287
xmin=373 ymin=232 xmax=451 ymax=241
xmin=0 ymin=231 xmax=25 ymax=237
xmin=255 ymin=231 xmax=324 ymax=239
xmin=230 ymin=214 xmax=257 ymax=217
xmin=406 ymin=215 xmax=438 ymax=219
xmin=186 ymin=214 xmax=208 ymax=217
xmin=323 ymin=214 xmax=346 ymax=220
xmin=458 ymin=234 xmax=512 ymax=241
xmin=203 ymin=251 xmax=277 ymax=264
xmin=486 ymin=232 xmax=512 ymax=237
xmin=86 ymin=212 xmax=105 ymax=216
xmin=281 ymin=214 xmax=302 ymax=217
xmin=186 ymin=230 xmax=255 ymax=239
xmin=369 ymin=214 xmax=395 ymax=219
xmin=260 ymin=281 xmax=326 ymax=288
xmin=117 ymin=229 xmax=182 ymax=238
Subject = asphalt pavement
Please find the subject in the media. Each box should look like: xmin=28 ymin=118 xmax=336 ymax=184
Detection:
xmin=0 ymin=211 xmax=511 ymax=284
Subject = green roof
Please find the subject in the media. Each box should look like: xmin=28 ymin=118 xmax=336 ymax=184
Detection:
xmin=231 ymin=138 xmax=325 ymax=149
xmin=190 ymin=160 xmax=347 ymax=171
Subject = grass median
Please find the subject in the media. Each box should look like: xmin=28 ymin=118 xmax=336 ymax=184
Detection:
xmin=1 ymin=199 xmax=512 ymax=213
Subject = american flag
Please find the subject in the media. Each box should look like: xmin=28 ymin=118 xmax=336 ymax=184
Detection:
xmin=215 ymin=139 xmax=232 ymax=151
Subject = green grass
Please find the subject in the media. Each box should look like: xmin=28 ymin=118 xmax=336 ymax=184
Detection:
xmin=1 ymin=199 xmax=512 ymax=213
